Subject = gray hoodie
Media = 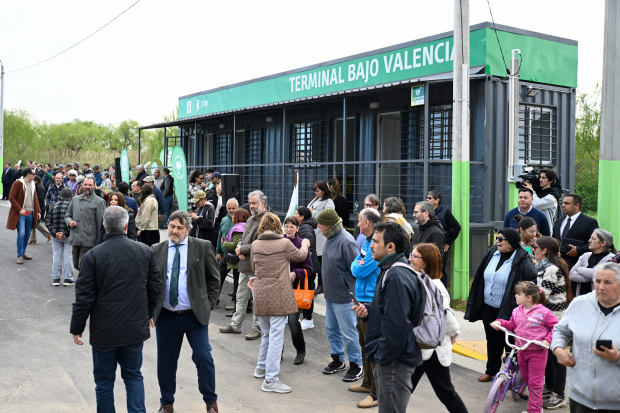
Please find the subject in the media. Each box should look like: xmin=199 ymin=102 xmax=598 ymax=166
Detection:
xmin=551 ymin=292 xmax=620 ymax=410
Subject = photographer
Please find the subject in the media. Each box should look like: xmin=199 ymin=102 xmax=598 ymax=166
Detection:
xmin=522 ymin=169 xmax=561 ymax=229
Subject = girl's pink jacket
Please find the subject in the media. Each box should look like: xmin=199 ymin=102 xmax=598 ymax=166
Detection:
xmin=496 ymin=303 xmax=559 ymax=352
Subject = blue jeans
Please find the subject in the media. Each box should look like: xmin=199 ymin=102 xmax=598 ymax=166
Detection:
xmin=325 ymin=299 xmax=362 ymax=365
xmin=164 ymin=196 xmax=173 ymax=225
xmin=92 ymin=342 xmax=146 ymax=413
xmin=156 ymin=309 xmax=217 ymax=405
xmin=16 ymin=214 xmax=33 ymax=258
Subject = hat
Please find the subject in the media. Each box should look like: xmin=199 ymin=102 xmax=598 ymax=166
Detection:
xmin=316 ymin=208 xmax=340 ymax=226
xmin=192 ymin=190 xmax=207 ymax=203
xmin=498 ymin=228 xmax=521 ymax=250
xmin=211 ymin=172 xmax=221 ymax=179
xmin=60 ymin=188 xmax=73 ymax=199
xmin=143 ymin=175 xmax=155 ymax=182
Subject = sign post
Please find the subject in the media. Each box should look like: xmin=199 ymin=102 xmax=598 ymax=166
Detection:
xmin=170 ymin=146 xmax=188 ymax=212
xmin=120 ymin=148 xmax=130 ymax=183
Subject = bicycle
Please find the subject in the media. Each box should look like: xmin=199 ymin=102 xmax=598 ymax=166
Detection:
xmin=482 ymin=325 xmax=549 ymax=413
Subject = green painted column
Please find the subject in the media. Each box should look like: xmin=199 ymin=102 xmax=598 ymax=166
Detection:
xmin=508 ymin=182 xmax=518 ymax=210
xmin=451 ymin=161 xmax=470 ymax=300
xmin=598 ymin=1 xmax=620 ymax=241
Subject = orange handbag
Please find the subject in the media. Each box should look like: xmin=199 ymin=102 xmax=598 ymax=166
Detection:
xmin=294 ymin=269 xmax=314 ymax=310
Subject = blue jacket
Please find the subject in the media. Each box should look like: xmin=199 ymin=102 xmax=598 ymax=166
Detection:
xmin=94 ymin=171 xmax=103 ymax=186
xmin=504 ymin=206 xmax=551 ymax=236
xmin=152 ymin=185 xmax=165 ymax=215
xmin=351 ymin=237 xmax=380 ymax=302
xmin=124 ymin=194 xmax=138 ymax=215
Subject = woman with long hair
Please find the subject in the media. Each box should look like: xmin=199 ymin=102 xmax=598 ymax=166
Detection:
xmin=248 ymin=213 xmax=310 ymax=393
xmin=97 ymin=192 xmax=137 ymax=244
xmin=188 ymin=169 xmax=205 ymax=212
xmin=408 ymin=243 xmax=467 ymax=413
xmin=307 ymin=180 xmax=335 ymax=295
xmin=532 ymin=236 xmax=572 ymax=409
xmin=514 ymin=215 xmax=538 ymax=259
xmin=328 ymin=177 xmax=350 ymax=227
xmin=136 ymin=185 xmax=160 ymax=246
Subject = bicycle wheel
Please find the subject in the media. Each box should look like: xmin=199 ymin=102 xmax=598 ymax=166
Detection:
xmin=483 ymin=376 xmax=506 ymax=413
xmin=511 ymin=370 xmax=526 ymax=401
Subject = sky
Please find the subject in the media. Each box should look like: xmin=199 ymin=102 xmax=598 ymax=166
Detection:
xmin=0 ymin=0 xmax=605 ymax=126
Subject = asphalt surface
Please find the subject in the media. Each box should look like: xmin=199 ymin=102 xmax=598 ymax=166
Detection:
xmin=0 ymin=203 xmax=528 ymax=412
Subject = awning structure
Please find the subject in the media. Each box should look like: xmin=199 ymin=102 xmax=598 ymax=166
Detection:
xmin=137 ymin=65 xmax=486 ymax=131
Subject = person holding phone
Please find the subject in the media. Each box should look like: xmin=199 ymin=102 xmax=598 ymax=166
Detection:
xmin=551 ymin=262 xmax=620 ymax=413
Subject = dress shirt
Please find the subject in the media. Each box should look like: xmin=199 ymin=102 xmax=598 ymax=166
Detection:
xmin=519 ymin=205 xmax=533 ymax=216
xmin=483 ymin=249 xmax=517 ymax=308
xmin=559 ymin=212 xmax=581 ymax=238
xmin=163 ymin=237 xmax=191 ymax=311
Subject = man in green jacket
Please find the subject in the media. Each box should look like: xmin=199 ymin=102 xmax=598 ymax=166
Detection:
xmin=215 ymin=198 xmax=238 ymax=310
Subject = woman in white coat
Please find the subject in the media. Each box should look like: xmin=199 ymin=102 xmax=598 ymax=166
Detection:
xmin=408 ymin=243 xmax=468 ymax=413
xmin=307 ymin=180 xmax=335 ymax=295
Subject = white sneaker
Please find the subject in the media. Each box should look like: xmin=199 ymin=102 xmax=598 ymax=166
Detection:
xmin=300 ymin=318 xmax=314 ymax=330
xmin=253 ymin=368 xmax=266 ymax=378
xmin=261 ymin=380 xmax=291 ymax=393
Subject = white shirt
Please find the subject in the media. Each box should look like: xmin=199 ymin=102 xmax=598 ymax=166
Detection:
xmin=163 ymin=237 xmax=191 ymax=311
xmin=215 ymin=195 xmax=223 ymax=217
xmin=559 ymin=212 xmax=581 ymax=238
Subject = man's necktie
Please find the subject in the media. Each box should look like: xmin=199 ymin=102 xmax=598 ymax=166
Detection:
xmin=561 ymin=217 xmax=571 ymax=240
xmin=169 ymin=245 xmax=180 ymax=308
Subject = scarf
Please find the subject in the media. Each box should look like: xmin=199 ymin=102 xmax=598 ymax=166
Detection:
xmin=325 ymin=218 xmax=343 ymax=239
xmin=226 ymin=222 xmax=246 ymax=242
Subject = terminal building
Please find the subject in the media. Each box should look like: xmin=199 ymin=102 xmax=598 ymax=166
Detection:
xmin=139 ymin=22 xmax=577 ymax=240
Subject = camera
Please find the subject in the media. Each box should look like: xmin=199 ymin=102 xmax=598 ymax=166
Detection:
xmin=516 ymin=167 xmax=541 ymax=189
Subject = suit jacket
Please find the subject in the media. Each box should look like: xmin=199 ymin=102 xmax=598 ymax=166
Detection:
xmin=152 ymin=236 xmax=220 ymax=325
xmin=2 ymin=167 xmax=15 ymax=185
xmin=552 ymin=213 xmax=598 ymax=268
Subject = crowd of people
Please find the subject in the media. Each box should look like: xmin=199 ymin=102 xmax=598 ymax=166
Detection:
xmin=2 ymin=161 xmax=619 ymax=413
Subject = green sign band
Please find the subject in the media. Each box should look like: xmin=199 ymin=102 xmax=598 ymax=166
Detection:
xmin=178 ymin=28 xmax=577 ymax=119
xmin=170 ymin=146 xmax=189 ymax=213
xmin=120 ymin=148 xmax=130 ymax=183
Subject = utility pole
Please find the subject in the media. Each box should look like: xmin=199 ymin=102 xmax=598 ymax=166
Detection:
xmin=507 ymin=50 xmax=521 ymax=210
xmin=0 ymin=61 xmax=4 ymax=200
xmin=451 ymin=0 xmax=469 ymax=300
xmin=599 ymin=0 xmax=620 ymax=240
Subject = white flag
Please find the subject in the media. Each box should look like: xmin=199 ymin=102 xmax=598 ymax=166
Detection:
xmin=285 ymin=184 xmax=299 ymax=218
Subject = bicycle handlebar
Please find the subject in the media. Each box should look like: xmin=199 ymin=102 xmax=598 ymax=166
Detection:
xmin=496 ymin=325 xmax=549 ymax=351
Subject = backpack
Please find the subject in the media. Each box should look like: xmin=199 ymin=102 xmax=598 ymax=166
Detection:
xmin=382 ymin=262 xmax=447 ymax=349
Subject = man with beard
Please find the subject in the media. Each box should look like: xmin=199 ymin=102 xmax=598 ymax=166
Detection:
xmin=65 ymin=177 xmax=106 ymax=270
xmin=410 ymin=200 xmax=445 ymax=259
xmin=522 ymin=169 xmax=562 ymax=229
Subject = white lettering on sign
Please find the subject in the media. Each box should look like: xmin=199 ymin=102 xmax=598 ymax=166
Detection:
xmin=187 ymin=101 xmax=192 ymax=114
xmin=393 ymin=53 xmax=403 ymax=71
xmin=413 ymin=48 xmax=421 ymax=68
xmin=435 ymin=43 xmax=444 ymax=64
xmin=404 ymin=51 xmax=413 ymax=70
xmin=348 ymin=64 xmax=356 ymax=81
xmin=370 ymin=59 xmax=379 ymax=77
xmin=383 ymin=54 xmax=394 ymax=73
xmin=423 ymin=45 xmax=433 ymax=66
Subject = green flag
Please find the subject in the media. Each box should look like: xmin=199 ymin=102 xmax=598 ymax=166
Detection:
xmin=159 ymin=149 xmax=165 ymax=166
xmin=120 ymin=148 xmax=130 ymax=183
xmin=170 ymin=146 xmax=188 ymax=212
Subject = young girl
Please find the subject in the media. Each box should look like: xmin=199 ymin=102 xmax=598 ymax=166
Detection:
xmin=491 ymin=281 xmax=559 ymax=413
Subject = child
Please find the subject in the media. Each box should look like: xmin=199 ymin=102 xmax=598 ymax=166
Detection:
xmin=491 ymin=281 xmax=559 ymax=413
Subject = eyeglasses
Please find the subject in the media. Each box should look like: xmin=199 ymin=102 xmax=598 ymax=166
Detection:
xmin=496 ymin=237 xmax=506 ymax=242
xmin=411 ymin=254 xmax=422 ymax=260
xmin=364 ymin=203 xmax=375 ymax=208
xmin=531 ymin=245 xmax=539 ymax=251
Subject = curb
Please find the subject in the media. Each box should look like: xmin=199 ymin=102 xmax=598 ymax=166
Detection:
xmin=452 ymin=343 xmax=488 ymax=361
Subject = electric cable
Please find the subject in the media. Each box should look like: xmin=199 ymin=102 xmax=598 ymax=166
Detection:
xmin=485 ymin=0 xmax=510 ymax=75
xmin=7 ymin=0 xmax=141 ymax=73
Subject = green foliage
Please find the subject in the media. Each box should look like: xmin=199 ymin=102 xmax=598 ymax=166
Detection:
xmin=574 ymin=85 xmax=601 ymax=215
xmin=2 ymin=109 xmax=175 ymax=168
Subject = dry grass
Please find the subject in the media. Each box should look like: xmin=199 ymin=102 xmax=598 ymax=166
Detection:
xmin=36 ymin=148 xmax=162 ymax=169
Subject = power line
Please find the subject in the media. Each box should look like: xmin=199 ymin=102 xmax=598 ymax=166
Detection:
xmin=7 ymin=0 xmax=141 ymax=74
xmin=485 ymin=0 xmax=510 ymax=75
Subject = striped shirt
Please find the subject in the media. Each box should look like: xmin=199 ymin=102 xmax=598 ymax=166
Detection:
xmin=483 ymin=249 xmax=517 ymax=308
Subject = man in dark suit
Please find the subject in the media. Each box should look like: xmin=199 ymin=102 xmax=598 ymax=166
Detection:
xmin=552 ymin=194 xmax=598 ymax=292
xmin=152 ymin=210 xmax=220 ymax=413
xmin=2 ymin=163 xmax=15 ymax=200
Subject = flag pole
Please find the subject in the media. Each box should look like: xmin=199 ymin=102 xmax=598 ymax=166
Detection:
xmin=294 ymin=169 xmax=298 ymax=186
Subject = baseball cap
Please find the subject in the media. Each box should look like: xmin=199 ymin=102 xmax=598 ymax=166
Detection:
xmin=211 ymin=172 xmax=222 ymax=179
xmin=193 ymin=190 xmax=207 ymax=202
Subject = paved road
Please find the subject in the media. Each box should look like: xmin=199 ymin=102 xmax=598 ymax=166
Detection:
xmin=0 ymin=204 xmax=528 ymax=412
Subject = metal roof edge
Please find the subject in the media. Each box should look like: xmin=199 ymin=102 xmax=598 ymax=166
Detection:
xmin=178 ymin=22 xmax=577 ymax=100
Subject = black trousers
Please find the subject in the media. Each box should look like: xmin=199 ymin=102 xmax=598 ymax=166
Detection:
xmin=482 ymin=304 xmax=514 ymax=376
xmin=441 ymin=249 xmax=450 ymax=289
xmin=288 ymin=313 xmax=305 ymax=354
xmin=140 ymin=230 xmax=160 ymax=247
xmin=316 ymin=256 xmax=323 ymax=286
xmin=545 ymin=348 xmax=566 ymax=397
xmin=292 ymin=273 xmax=315 ymax=320
xmin=411 ymin=351 xmax=468 ymax=413
xmin=569 ymin=398 xmax=619 ymax=413
xmin=218 ymin=259 xmax=239 ymax=301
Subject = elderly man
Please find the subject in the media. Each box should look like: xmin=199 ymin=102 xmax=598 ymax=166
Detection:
xmin=65 ymin=177 xmax=106 ymax=270
xmin=131 ymin=181 xmax=143 ymax=205
xmin=349 ymin=208 xmax=382 ymax=408
xmin=153 ymin=211 xmax=220 ymax=413
xmin=219 ymin=190 xmax=266 ymax=340
xmin=45 ymin=173 xmax=68 ymax=211
xmin=6 ymin=167 xmax=41 ymax=264
xmin=215 ymin=198 xmax=239 ymax=310
xmin=504 ymin=188 xmax=551 ymax=236
xmin=153 ymin=169 xmax=163 ymax=188
xmin=316 ymin=208 xmax=363 ymax=381
xmin=133 ymin=165 xmax=148 ymax=183
xmin=71 ymin=206 xmax=163 ymax=413
xmin=411 ymin=200 xmax=445 ymax=266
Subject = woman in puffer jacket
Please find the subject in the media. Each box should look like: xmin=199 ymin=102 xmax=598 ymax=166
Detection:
xmin=408 ymin=243 xmax=468 ymax=413
xmin=248 ymin=213 xmax=310 ymax=394
xmin=294 ymin=206 xmax=318 ymax=328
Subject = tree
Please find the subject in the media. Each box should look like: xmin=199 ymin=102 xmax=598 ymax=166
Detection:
xmin=3 ymin=109 xmax=46 ymax=163
xmin=574 ymin=85 xmax=601 ymax=215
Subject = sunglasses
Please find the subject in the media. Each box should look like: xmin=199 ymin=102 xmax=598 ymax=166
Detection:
xmin=496 ymin=237 xmax=506 ymax=242
xmin=531 ymin=245 xmax=539 ymax=251
xmin=426 ymin=196 xmax=433 ymax=200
